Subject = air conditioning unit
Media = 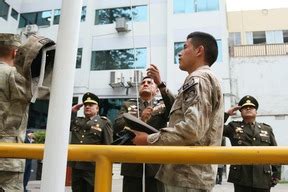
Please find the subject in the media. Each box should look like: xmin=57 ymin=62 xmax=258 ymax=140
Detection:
xmin=127 ymin=70 xmax=143 ymax=87
xmin=115 ymin=17 xmax=128 ymax=32
xmin=109 ymin=71 xmax=124 ymax=88
xmin=23 ymin=24 xmax=39 ymax=36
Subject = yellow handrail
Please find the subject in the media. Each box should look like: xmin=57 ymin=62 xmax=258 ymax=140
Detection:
xmin=1 ymin=144 xmax=288 ymax=192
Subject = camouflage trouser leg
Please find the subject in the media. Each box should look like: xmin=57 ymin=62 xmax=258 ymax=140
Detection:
xmin=163 ymin=184 xmax=212 ymax=192
xmin=0 ymin=171 xmax=24 ymax=192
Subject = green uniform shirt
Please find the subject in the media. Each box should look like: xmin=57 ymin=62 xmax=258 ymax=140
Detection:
xmin=224 ymin=120 xmax=281 ymax=189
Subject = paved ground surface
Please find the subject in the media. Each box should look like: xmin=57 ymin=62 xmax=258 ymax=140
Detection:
xmin=27 ymin=164 xmax=288 ymax=192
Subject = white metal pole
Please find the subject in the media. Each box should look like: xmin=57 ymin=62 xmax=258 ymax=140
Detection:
xmin=40 ymin=0 xmax=83 ymax=191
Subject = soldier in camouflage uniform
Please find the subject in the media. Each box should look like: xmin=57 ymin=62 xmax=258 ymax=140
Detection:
xmin=114 ymin=64 xmax=175 ymax=192
xmin=0 ymin=33 xmax=55 ymax=191
xmin=133 ymin=32 xmax=224 ymax=192
xmin=70 ymin=92 xmax=113 ymax=192
xmin=224 ymin=95 xmax=281 ymax=192
xmin=0 ymin=33 xmax=28 ymax=192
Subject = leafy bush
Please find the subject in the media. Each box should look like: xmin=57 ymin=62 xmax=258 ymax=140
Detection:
xmin=33 ymin=131 xmax=46 ymax=144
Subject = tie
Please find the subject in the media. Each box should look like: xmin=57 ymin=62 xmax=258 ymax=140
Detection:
xmin=143 ymin=101 xmax=149 ymax=108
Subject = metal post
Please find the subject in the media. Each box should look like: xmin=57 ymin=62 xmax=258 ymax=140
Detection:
xmin=95 ymin=156 xmax=113 ymax=192
xmin=40 ymin=0 xmax=83 ymax=191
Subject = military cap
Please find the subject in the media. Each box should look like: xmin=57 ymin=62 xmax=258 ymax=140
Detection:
xmin=238 ymin=95 xmax=259 ymax=110
xmin=82 ymin=92 xmax=99 ymax=105
xmin=0 ymin=33 xmax=21 ymax=47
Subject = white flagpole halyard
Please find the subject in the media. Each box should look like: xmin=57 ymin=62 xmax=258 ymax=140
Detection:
xmin=40 ymin=0 xmax=83 ymax=191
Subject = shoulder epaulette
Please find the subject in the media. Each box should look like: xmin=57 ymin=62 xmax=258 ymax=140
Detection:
xmin=100 ymin=116 xmax=108 ymax=120
xmin=262 ymin=122 xmax=272 ymax=127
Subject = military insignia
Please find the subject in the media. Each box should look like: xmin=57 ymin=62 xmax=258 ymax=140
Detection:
xmin=91 ymin=124 xmax=102 ymax=132
xmin=152 ymin=103 xmax=165 ymax=115
xmin=259 ymin=130 xmax=268 ymax=137
xmin=235 ymin=127 xmax=243 ymax=133
xmin=128 ymin=105 xmax=137 ymax=114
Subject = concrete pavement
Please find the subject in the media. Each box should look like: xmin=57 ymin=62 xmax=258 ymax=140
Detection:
xmin=27 ymin=163 xmax=288 ymax=192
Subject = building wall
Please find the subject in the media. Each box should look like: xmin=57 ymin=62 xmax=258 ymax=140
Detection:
xmin=230 ymin=56 xmax=288 ymax=115
xmin=6 ymin=0 xmax=229 ymax=102
xmin=228 ymin=8 xmax=288 ymax=44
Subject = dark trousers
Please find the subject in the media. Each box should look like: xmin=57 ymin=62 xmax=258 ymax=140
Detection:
xmin=216 ymin=167 xmax=223 ymax=184
xmin=72 ymin=168 xmax=94 ymax=192
xmin=23 ymin=159 xmax=32 ymax=192
xmin=123 ymin=176 xmax=163 ymax=192
xmin=234 ymin=184 xmax=270 ymax=192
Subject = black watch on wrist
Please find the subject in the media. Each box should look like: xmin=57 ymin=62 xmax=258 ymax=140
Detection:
xmin=157 ymin=81 xmax=166 ymax=89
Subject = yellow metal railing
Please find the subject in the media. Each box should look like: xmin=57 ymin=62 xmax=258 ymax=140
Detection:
xmin=1 ymin=144 xmax=288 ymax=192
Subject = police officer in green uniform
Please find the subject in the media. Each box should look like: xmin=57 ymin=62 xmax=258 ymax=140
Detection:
xmin=224 ymin=95 xmax=281 ymax=192
xmin=114 ymin=64 xmax=175 ymax=192
xmin=70 ymin=92 xmax=113 ymax=192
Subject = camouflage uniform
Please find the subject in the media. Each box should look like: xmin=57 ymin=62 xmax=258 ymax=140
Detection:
xmin=0 ymin=33 xmax=28 ymax=192
xmin=0 ymin=33 xmax=55 ymax=191
xmin=114 ymin=85 xmax=175 ymax=192
xmin=147 ymin=66 xmax=224 ymax=191
xmin=70 ymin=114 xmax=113 ymax=192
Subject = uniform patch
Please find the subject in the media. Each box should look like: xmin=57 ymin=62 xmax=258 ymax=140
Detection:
xmin=235 ymin=127 xmax=243 ymax=133
xmin=91 ymin=124 xmax=102 ymax=132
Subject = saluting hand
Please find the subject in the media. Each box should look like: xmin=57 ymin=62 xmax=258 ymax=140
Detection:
xmin=226 ymin=105 xmax=241 ymax=116
xmin=72 ymin=103 xmax=83 ymax=113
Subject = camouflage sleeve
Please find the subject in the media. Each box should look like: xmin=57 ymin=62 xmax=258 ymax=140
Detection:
xmin=148 ymin=75 xmax=222 ymax=146
xmin=4 ymin=68 xmax=30 ymax=132
xmin=9 ymin=67 xmax=29 ymax=102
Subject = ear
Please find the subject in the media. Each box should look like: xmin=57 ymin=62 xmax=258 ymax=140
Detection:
xmin=195 ymin=45 xmax=204 ymax=57
xmin=12 ymin=48 xmax=18 ymax=59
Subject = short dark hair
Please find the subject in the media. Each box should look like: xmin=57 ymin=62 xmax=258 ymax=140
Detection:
xmin=187 ymin=31 xmax=218 ymax=66
xmin=0 ymin=45 xmax=17 ymax=57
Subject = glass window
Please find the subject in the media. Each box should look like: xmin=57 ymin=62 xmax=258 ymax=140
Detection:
xmin=216 ymin=39 xmax=222 ymax=62
xmin=91 ymin=48 xmax=147 ymax=70
xmin=19 ymin=10 xmax=52 ymax=28
xmin=174 ymin=0 xmax=219 ymax=14
xmin=229 ymin=32 xmax=241 ymax=46
xmin=53 ymin=9 xmax=61 ymax=25
xmin=11 ymin=8 xmax=19 ymax=20
xmin=283 ymin=30 xmax=288 ymax=43
xmin=81 ymin=6 xmax=87 ymax=22
xmin=76 ymin=48 xmax=83 ymax=68
xmin=174 ymin=42 xmax=184 ymax=64
xmin=174 ymin=0 xmax=194 ymax=13
xmin=253 ymin=31 xmax=266 ymax=44
xmin=53 ymin=6 xmax=86 ymax=25
xmin=0 ymin=0 xmax=9 ymax=20
xmin=174 ymin=39 xmax=222 ymax=64
xmin=266 ymin=30 xmax=283 ymax=44
xmin=246 ymin=32 xmax=253 ymax=45
xmin=100 ymin=98 xmax=126 ymax=125
xmin=95 ymin=5 xmax=147 ymax=25
xmin=27 ymin=100 xmax=49 ymax=129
